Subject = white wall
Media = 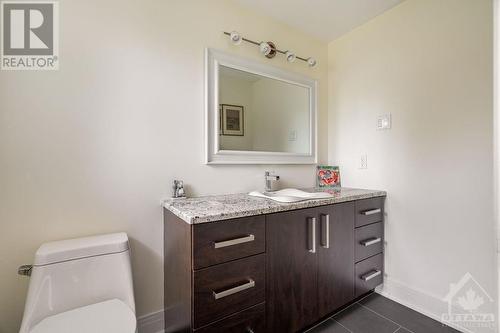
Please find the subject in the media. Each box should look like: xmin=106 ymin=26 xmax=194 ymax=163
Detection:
xmin=328 ymin=0 xmax=497 ymax=331
xmin=0 ymin=0 xmax=328 ymax=331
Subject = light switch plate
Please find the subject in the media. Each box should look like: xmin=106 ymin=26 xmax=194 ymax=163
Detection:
xmin=377 ymin=114 xmax=391 ymax=130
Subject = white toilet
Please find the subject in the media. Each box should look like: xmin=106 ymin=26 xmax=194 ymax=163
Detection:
xmin=19 ymin=232 xmax=137 ymax=333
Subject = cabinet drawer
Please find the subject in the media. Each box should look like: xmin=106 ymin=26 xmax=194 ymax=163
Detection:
xmin=355 ymin=253 xmax=383 ymax=297
xmin=355 ymin=197 xmax=384 ymax=228
xmin=193 ymin=216 xmax=265 ymax=270
xmin=194 ymin=302 xmax=265 ymax=333
xmin=355 ymin=222 xmax=383 ymax=263
xmin=193 ymin=254 xmax=266 ymax=328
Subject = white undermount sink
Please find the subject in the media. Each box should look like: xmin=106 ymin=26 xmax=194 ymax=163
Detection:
xmin=248 ymin=188 xmax=334 ymax=203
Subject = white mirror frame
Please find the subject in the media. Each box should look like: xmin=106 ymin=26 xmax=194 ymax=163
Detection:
xmin=205 ymin=48 xmax=318 ymax=164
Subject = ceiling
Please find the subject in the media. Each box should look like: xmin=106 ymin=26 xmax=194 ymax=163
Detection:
xmin=231 ymin=0 xmax=406 ymax=42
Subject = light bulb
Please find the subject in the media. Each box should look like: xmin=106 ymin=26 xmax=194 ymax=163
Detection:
xmin=285 ymin=51 xmax=296 ymax=62
xmin=307 ymin=57 xmax=317 ymax=67
xmin=259 ymin=42 xmax=271 ymax=56
xmin=229 ymin=31 xmax=242 ymax=45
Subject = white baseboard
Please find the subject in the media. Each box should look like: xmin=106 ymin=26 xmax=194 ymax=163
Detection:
xmin=376 ymin=277 xmax=488 ymax=333
xmin=137 ymin=309 xmax=164 ymax=333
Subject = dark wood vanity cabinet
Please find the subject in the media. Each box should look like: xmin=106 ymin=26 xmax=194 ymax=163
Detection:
xmin=266 ymin=202 xmax=356 ymax=332
xmin=354 ymin=197 xmax=385 ymax=298
xmin=164 ymin=195 xmax=385 ymax=333
xmin=266 ymin=208 xmax=319 ymax=332
xmin=316 ymin=202 xmax=356 ymax=317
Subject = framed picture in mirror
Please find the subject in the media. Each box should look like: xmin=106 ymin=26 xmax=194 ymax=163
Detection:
xmin=221 ymin=104 xmax=244 ymax=136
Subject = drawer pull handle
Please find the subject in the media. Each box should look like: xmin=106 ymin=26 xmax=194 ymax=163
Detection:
xmin=361 ymin=270 xmax=382 ymax=281
xmin=308 ymin=217 xmax=316 ymax=253
xmin=361 ymin=208 xmax=381 ymax=216
xmin=321 ymin=214 xmax=330 ymax=249
xmin=213 ymin=235 xmax=255 ymax=249
xmin=213 ymin=279 xmax=255 ymax=300
xmin=361 ymin=237 xmax=382 ymax=247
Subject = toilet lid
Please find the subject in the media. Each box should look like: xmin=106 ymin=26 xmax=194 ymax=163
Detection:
xmin=29 ymin=299 xmax=136 ymax=333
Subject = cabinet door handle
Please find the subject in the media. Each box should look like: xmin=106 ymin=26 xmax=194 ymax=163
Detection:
xmin=213 ymin=234 xmax=255 ymax=249
xmin=360 ymin=270 xmax=382 ymax=281
xmin=308 ymin=217 xmax=316 ymax=253
xmin=360 ymin=237 xmax=382 ymax=247
xmin=320 ymin=214 xmax=330 ymax=248
xmin=361 ymin=208 xmax=381 ymax=216
xmin=213 ymin=279 xmax=255 ymax=300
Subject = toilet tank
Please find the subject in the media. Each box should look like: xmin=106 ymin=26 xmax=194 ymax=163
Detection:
xmin=19 ymin=233 xmax=135 ymax=333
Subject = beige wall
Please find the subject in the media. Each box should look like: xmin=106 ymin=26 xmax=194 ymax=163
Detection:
xmin=219 ymin=75 xmax=254 ymax=150
xmin=251 ymin=78 xmax=310 ymax=153
xmin=495 ymin=0 xmax=500 ymax=322
xmin=0 ymin=0 xmax=328 ymax=331
xmin=328 ymin=0 xmax=497 ymax=330
xmin=219 ymin=73 xmax=311 ymax=153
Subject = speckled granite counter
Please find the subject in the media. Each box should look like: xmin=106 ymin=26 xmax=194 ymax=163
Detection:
xmin=163 ymin=187 xmax=386 ymax=224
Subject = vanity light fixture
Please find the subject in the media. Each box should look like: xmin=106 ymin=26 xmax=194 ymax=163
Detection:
xmin=259 ymin=42 xmax=271 ymax=56
xmin=223 ymin=31 xmax=317 ymax=67
xmin=259 ymin=41 xmax=276 ymax=58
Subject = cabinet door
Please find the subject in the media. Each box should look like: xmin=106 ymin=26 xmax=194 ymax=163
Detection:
xmin=266 ymin=208 xmax=318 ymax=333
xmin=317 ymin=202 xmax=355 ymax=318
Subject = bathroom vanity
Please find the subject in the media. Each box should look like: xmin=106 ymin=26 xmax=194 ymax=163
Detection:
xmin=163 ymin=188 xmax=386 ymax=333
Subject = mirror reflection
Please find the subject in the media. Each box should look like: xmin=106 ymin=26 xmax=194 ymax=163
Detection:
xmin=218 ymin=65 xmax=311 ymax=154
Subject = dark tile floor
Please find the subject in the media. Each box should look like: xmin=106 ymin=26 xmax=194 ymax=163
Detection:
xmin=307 ymin=293 xmax=460 ymax=333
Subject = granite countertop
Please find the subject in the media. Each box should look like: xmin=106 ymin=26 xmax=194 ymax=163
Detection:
xmin=163 ymin=187 xmax=386 ymax=224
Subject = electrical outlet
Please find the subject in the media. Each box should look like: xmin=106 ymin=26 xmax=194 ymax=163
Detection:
xmin=288 ymin=129 xmax=297 ymax=141
xmin=359 ymin=154 xmax=368 ymax=169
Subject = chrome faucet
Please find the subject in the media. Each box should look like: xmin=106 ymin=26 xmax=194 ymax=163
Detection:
xmin=265 ymin=171 xmax=280 ymax=192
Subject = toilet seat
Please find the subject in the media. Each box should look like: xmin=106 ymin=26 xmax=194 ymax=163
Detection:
xmin=29 ymin=299 xmax=136 ymax=333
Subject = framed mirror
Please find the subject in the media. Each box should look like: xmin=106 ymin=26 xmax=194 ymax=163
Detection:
xmin=205 ymin=48 xmax=317 ymax=164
